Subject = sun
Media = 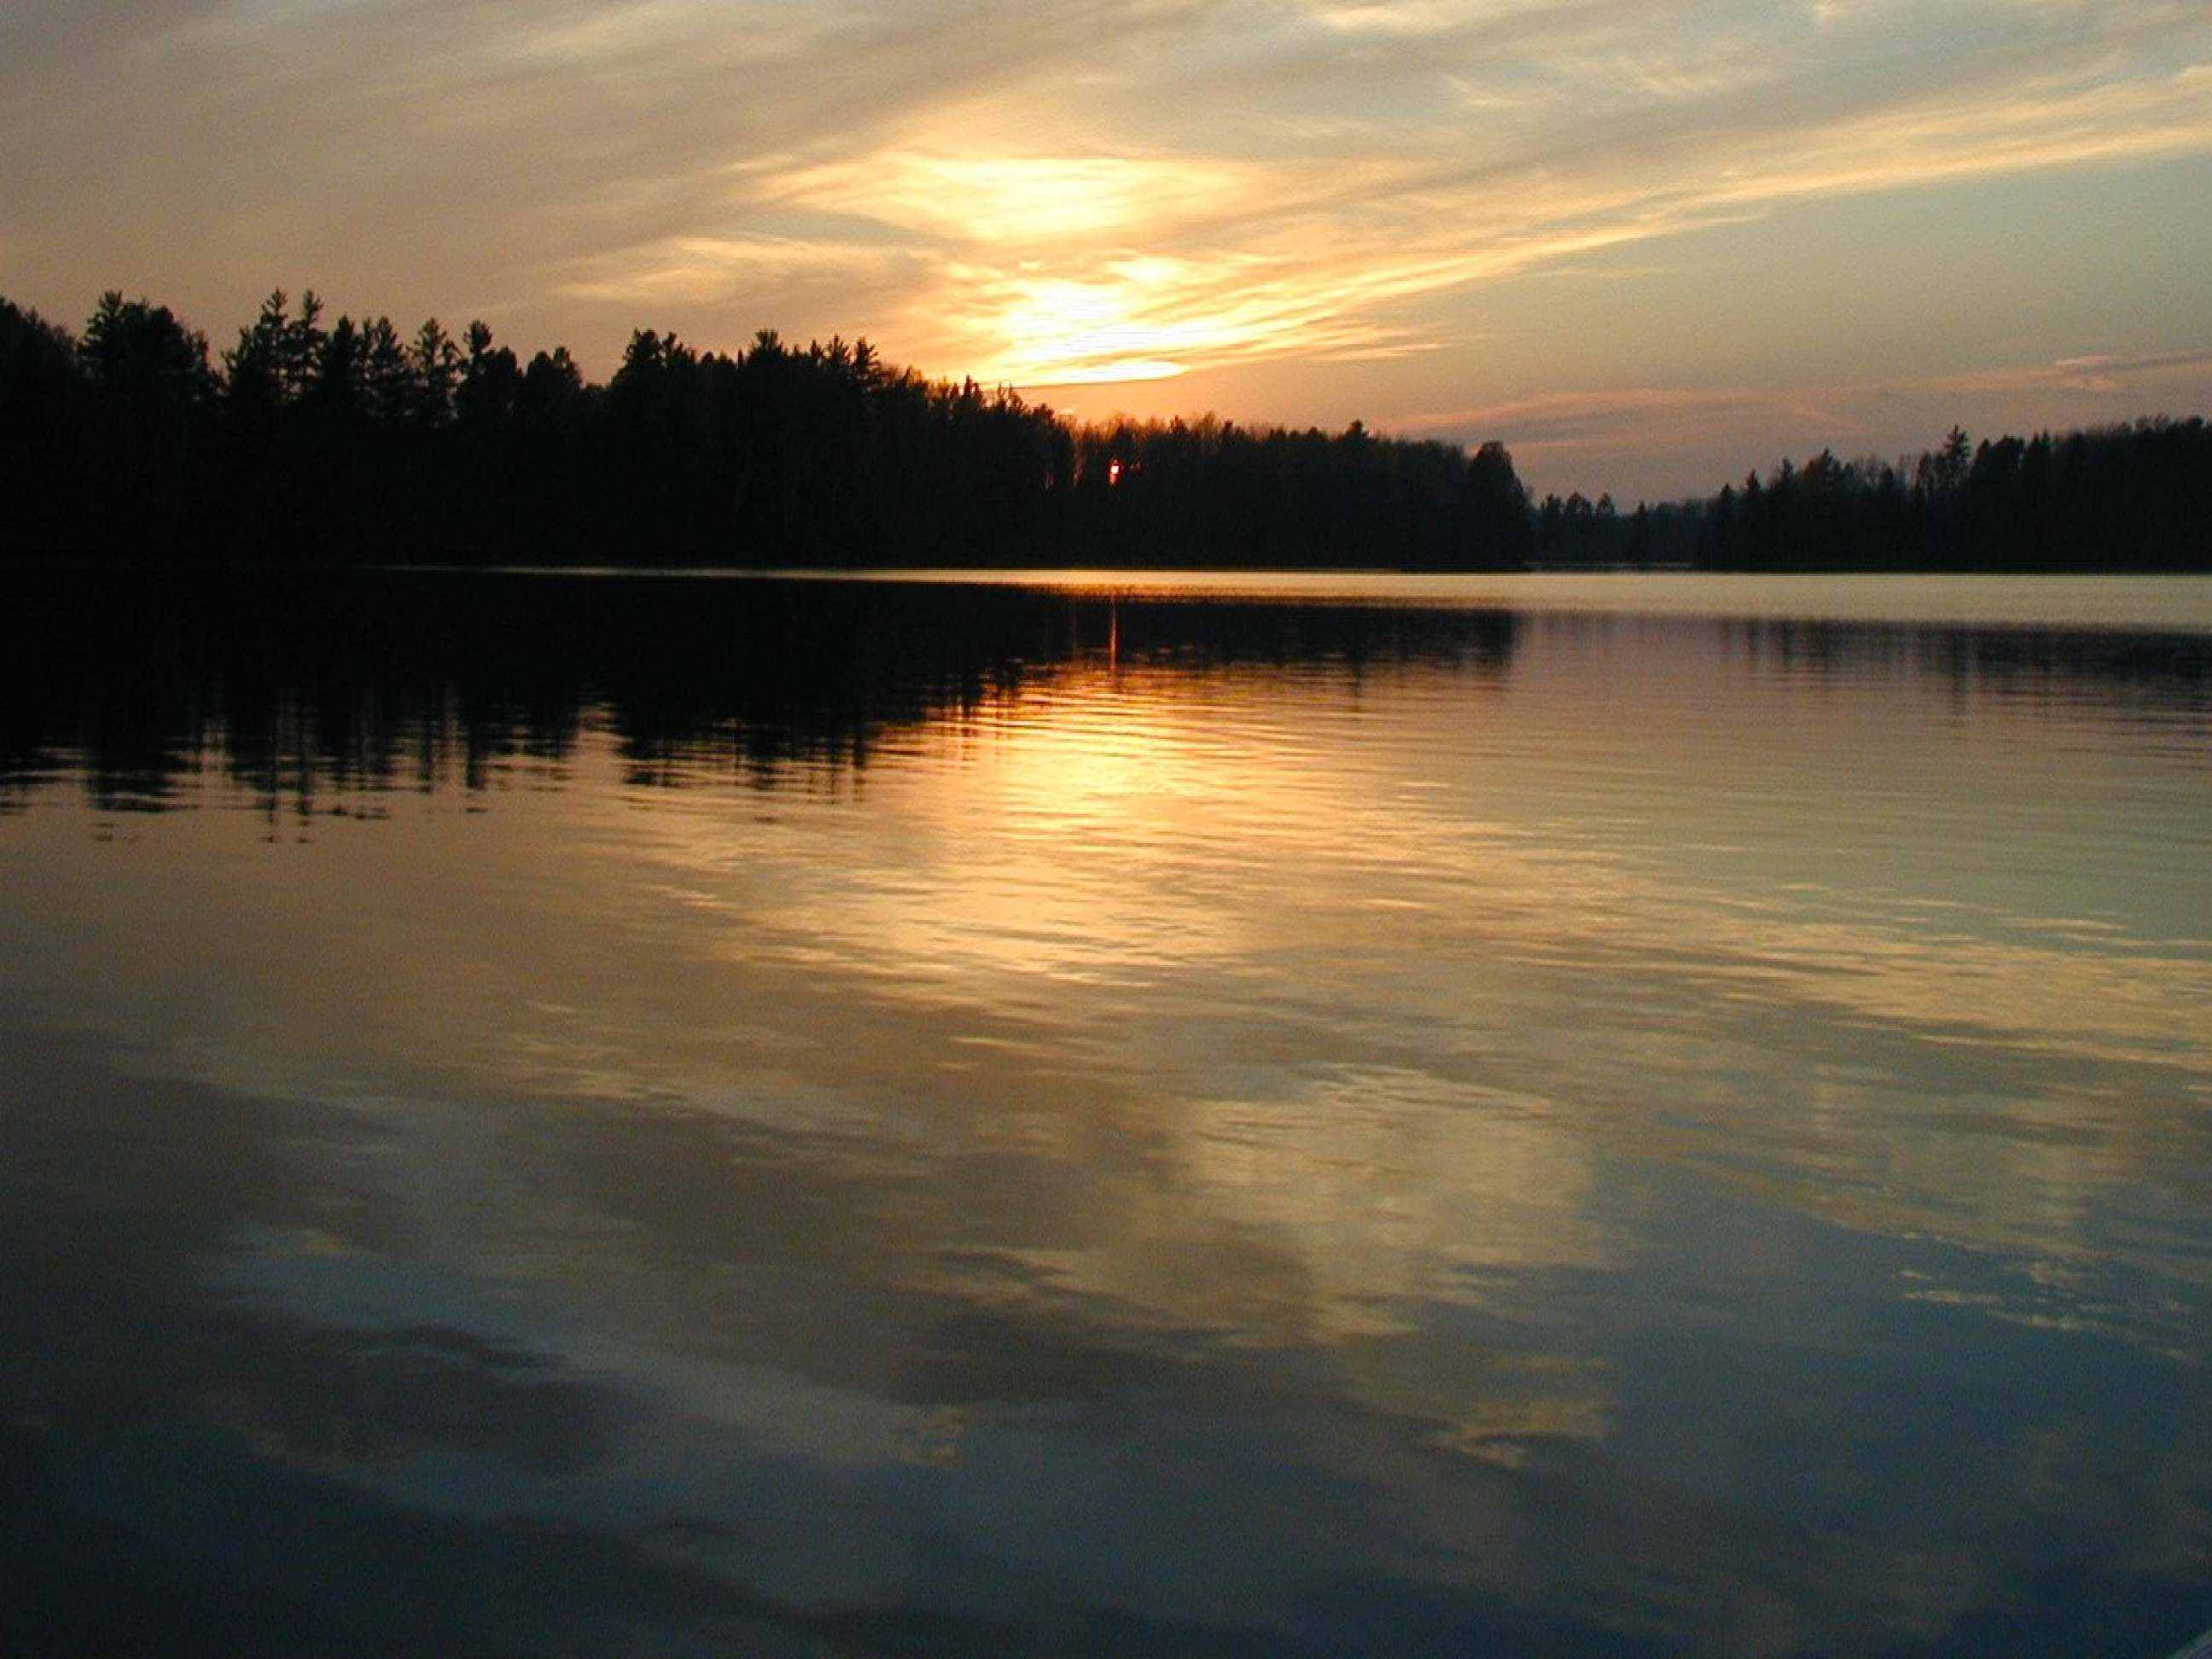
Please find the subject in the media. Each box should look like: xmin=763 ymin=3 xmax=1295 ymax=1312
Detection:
xmin=983 ymin=276 xmax=1189 ymax=387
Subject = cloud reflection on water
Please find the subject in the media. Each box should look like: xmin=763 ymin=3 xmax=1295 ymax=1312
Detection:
xmin=1 ymin=571 xmax=2209 ymax=1654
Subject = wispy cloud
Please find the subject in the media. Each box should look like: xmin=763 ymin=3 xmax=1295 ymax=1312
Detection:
xmin=1 ymin=0 xmax=2206 ymax=489
xmin=598 ymin=0 xmax=2211 ymax=387
xmin=1398 ymin=347 xmax=2212 ymax=495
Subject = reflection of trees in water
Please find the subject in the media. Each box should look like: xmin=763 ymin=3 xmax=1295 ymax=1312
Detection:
xmin=1719 ymin=615 xmax=2212 ymax=701
xmin=0 ymin=573 xmax=1522 ymax=815
xmin=6 ymin=569 xmax=2209 ymax=820
xmin=6 ymin=570 xmax=2212 ymax=818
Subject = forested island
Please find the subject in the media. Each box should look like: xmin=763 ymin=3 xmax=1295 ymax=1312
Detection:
xmin=3 ymin=288 xmax=2207 ymax=571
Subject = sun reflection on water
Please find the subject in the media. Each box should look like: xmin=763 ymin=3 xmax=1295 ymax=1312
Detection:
xmin=3 ymin=576 xmax=2209 ymax=1652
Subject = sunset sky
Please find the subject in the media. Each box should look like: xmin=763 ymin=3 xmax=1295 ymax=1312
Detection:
xmin=4 ymin=0 xmax=2209 ymax=497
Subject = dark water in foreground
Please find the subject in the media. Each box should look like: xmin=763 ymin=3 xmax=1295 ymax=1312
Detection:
xmin=2 ymin=569 xmax=2209 ymax=1656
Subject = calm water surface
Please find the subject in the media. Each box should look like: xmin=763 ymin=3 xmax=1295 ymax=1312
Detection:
xmin=2 ymin=570 xmax=2209 ymax=1656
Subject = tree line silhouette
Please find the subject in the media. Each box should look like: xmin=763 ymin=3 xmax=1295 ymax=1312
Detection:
xmin=3 ymin=287 xmax=2206 ymax=569
xmin=1528 ymin=420 xmax=2212 ymax=571
xmin=0 ymin=288 xmax=1531 ymax=568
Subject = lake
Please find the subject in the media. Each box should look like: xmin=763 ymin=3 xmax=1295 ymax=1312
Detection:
xmin=2 ymin=568 xmax=2209 ymax=1656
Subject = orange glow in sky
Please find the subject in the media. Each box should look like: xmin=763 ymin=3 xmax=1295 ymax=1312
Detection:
xmin=2 ymin=0 xmax=2209 ymax=495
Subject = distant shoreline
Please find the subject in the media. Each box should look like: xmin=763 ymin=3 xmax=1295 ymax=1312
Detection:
xmin=7 ymin=556 xmax=2210 ymax=579
xmin=6 ymin=290 xmax=2208 ymax=575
